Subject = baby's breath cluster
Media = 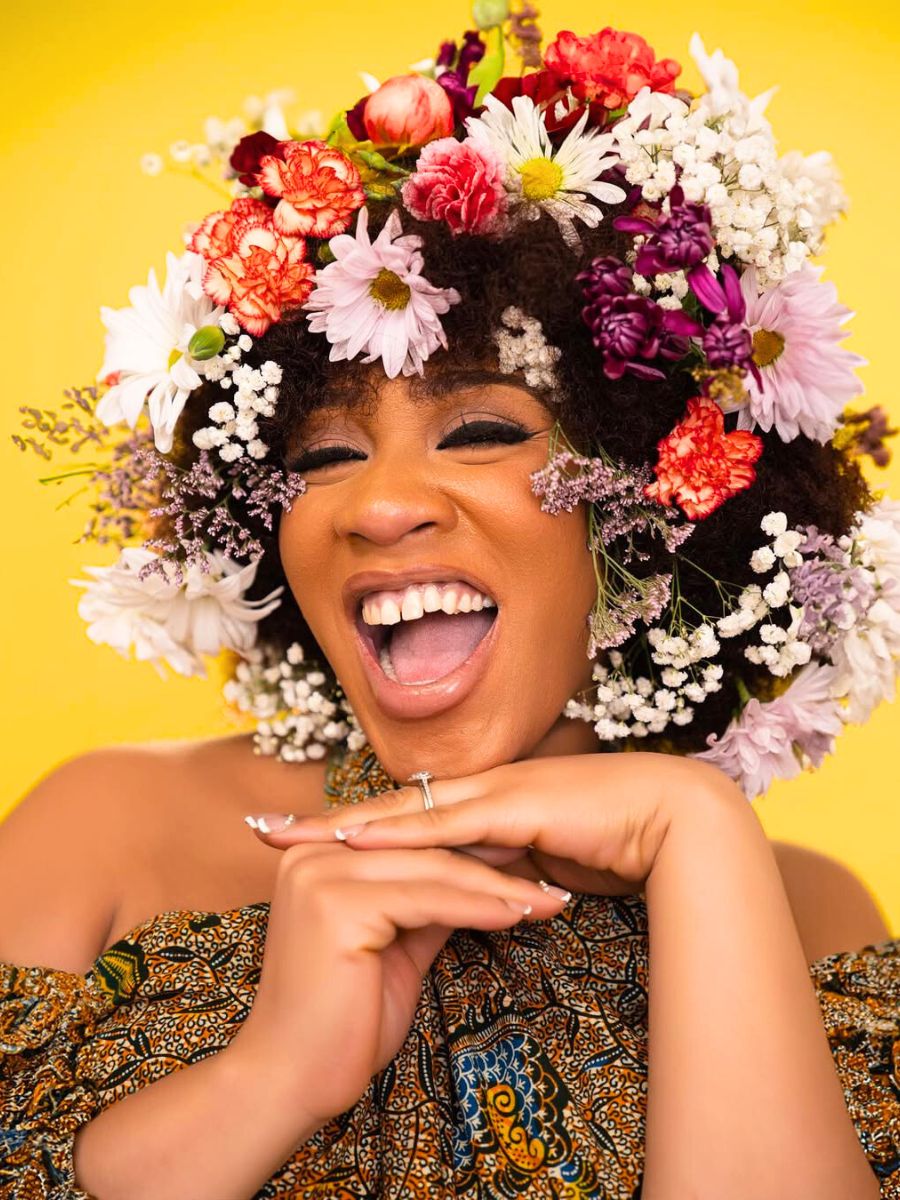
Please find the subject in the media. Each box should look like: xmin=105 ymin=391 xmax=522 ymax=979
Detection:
xmin=223 ymin=642 xmax=367 ymax=762
xmin=192 ymin=316 xmax=282 ymax=463
xmin=492 ymin=306 xmax=563 ymax=391
xmin=565 ymin=629 xmax=724 ymax=741
xmin=611 ymin=52 xmax=846 ymax=287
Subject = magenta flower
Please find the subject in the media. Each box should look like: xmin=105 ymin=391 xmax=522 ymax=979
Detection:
xmin=614 ymin=186 xmax=715 ymax=275
xmin=688 ymin=262 xmax=760 ymax=384
xmin=577 ymin=255 xmax=701 ymax=380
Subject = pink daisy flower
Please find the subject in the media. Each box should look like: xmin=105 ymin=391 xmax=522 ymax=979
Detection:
xmin=736 ymin=264 xmax=866 ymax=443
xmin=302 ymin=207 xmax=461 ymax=378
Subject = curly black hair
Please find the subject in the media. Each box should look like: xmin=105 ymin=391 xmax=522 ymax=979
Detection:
xmin=167 ymin=201 xmax=873 ymax=754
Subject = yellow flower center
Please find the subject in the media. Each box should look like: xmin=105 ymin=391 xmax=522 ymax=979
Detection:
xmin=518 ymin=156 xmax=564 ymax=201
xmin=167 ymin=348 xmax=183 ymax=369
xmin=369 ymin=268 xmax=411 ymax=310
xmin=752 ymin=329 xmax=785 ymax=368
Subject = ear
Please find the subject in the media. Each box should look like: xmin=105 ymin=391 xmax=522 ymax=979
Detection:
xmin=771 ymin=840 xmax=893 ymax=965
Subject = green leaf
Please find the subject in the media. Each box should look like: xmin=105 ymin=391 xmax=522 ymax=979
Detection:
xmin=467 ymin=25 xmax=505 ymax=106
xmin=355 ymin=149 xmax=409 ymax=177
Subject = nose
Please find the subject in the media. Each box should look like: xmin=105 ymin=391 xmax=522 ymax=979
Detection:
xmin=333 ymin=447 xmax=458 ymax=546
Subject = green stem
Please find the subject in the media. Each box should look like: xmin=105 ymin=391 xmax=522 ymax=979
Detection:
xmin=39 ymin=466 xmax=101 ymax=484
xmin=735 ymin=676 xmax=752 ymax=706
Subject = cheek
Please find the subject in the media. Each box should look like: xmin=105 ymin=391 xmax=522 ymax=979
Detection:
xmin=277 ymin=498 xmax=332 ymax=622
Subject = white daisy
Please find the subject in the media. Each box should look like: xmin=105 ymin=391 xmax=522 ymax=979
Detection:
xmin=96 ymin=250 xmax=224 ymax=454
xmin=70 ymin=547 xmax=283 ymax=679
xmin=303 ymin=207 xmax=461 ymax=378
xmin=464 ymin=93 xmax=626 ymax=250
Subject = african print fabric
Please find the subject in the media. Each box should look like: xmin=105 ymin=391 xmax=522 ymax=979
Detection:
xmin=1 ymin=740 xmax=898 ymax=1198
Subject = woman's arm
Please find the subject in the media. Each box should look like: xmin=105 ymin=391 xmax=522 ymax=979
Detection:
xmin=72 ymin=1040 xmax=325 ymax=1200
xmin=641 ymin=778 xmax=881 ymax=1200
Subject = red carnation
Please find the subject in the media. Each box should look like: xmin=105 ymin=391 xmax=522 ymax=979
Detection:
xmin=401 ymin=136 xmax=507 ymax=235
xmin=189 ymin=202 xmax=314 ymax=336
xmin=189 ymin=196 xmax=272 ymax=262
xmin=544 ymin=28 xmax=681 ymax=110
xmin=644 ymin=396 xmax=763 ymax=520
xmin=257 ymin=140 xmax=365 ymax=238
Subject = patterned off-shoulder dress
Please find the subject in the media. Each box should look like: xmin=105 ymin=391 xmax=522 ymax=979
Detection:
xmin=1 ymin=742 xmax=898 ymax=1199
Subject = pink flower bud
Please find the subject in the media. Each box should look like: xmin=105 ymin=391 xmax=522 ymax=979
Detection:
xmin=363 ymin=75 xmax=455 ymax=148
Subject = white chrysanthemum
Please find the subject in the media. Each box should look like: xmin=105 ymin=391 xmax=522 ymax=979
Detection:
xmin=465 ymin=93 xmax=626 ymax=250
xmin=96 ymin=251 xmax=224 ymax=454
xmin=830 ymin=500 xmax=900 ymax=722
xmin=303 ymin=207 xmax=461 ymax=379
xmin=70 ymin=547 xmax=283 ymax=680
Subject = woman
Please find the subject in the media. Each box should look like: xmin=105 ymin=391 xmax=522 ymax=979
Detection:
xmin=2 ymin=13 xmax=898 ymax=1200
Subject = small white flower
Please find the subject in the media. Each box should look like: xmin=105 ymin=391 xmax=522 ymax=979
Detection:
xmin=750 ymin=546 xmax=776 ymax=573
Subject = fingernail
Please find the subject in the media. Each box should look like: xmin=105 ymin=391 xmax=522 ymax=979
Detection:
xmin=538 ymin=880 xmax=573 ymax=904
xmin=335 ymin=824 xmax=367 ymax=841
xmin=244 ymin=813 xmax=296 ymax=834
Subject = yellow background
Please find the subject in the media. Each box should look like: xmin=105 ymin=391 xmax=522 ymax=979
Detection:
xmin=2 ymin=1 xmax=898 ymax=931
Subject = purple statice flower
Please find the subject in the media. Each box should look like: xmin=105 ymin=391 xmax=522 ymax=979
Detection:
xmin=587 ymin=572 xmax=672 ymax=655
xmin=693 ymin=662 xmax=843 ymax=799
xmin=530 ymin=449 xmax=694 ymax=561
xmin=577 ymin=255 xmax=701 ymax=381
xmin=840 ymin=406 xmax=897 ymax=469
xmin=139 ymin=450 xmax=306 ymax=585
xmin=788 ymin=526 xmax=875 ymax=653
xmin=614 ymin=186 xmax=715 ymax=276
xmin=435 ymin=30 xmax=485 ymax=125
xmin=688 ymin=262 xmax=762 ymax=386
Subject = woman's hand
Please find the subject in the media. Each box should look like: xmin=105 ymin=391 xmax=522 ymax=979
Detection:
xmin=248 ymin=752 xmax=742 ymax=898
xmin=228 ymin=841 xmax=570 ymax=1130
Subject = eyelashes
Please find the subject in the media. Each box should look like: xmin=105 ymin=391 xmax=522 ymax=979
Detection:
xmin=288 ymin=420 xmax=532 ymax=473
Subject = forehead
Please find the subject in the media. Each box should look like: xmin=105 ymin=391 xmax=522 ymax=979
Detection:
xmin=302 ymin=367 xmax=559 ymax=425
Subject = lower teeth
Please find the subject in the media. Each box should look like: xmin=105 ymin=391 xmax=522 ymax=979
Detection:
xmin=379 ymin=642 xmax=399 ymax=681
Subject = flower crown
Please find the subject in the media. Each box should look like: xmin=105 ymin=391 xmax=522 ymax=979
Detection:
xmin=14 ymin=5 xmax=899 ymax=798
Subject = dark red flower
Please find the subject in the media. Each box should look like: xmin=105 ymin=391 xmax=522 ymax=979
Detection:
xmin=229 ymin=131 xmax=285 ymax=187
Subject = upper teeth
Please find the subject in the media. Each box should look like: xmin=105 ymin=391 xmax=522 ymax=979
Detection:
xmin=361 ymin=581 xmax=496 ymax=626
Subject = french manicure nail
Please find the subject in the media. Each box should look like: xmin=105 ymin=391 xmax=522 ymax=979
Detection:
xmin=244 ymin=813 xmax=296 ymax=834
xmin=335 ymin=824 xmax=367 ymax=841
xmin=538 ymin=880 xmax=573 ymax=904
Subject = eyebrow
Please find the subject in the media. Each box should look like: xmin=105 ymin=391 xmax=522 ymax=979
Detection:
xmin=411 ymin=367 xmax=555 ymax=407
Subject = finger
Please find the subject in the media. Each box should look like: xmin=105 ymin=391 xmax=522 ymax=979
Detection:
xmin=246 ymin=775 xmax=473 ymax=844
xmin=332 ymin=794 xmax=540 ymax=853
xmin=285 ymin=843 xmax=557 ymax=913
xmin=338 ymin=879 xmax=558 ymax=954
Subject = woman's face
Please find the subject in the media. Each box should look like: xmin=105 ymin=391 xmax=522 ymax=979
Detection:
xmin=277 ymin=367 xmax=600 ymax=782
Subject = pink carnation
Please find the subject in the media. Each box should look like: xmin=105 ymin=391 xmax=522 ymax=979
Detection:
xmin=401 ymin=136 xmax=508 ymax=236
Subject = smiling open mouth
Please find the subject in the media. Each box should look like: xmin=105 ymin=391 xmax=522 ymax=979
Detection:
xmin=354 ymin=582 xmax=499 ymax=686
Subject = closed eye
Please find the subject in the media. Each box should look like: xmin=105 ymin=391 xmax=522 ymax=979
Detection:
xmin=288 ymin=421 xmax=532 ymax=472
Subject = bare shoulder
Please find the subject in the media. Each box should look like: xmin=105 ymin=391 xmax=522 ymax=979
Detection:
xmin=0 ymin=735 xmax=328 ymax=975
xmin=770 ymin=839 xmax=893 ymax=964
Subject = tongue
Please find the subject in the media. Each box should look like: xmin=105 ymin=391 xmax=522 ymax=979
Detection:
xmin=388 ymin=609 xmax=495 ymax=684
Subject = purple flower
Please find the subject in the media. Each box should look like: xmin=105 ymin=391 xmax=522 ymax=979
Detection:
xmin=577 ymin=253 xmax=701 ymax=380
xmin=577 ymin=254 xmax=633 ymax=303
xmin=693 ymin=662 xmax=843 ymax=799
xmin=530 ymin=449 xmax=693 ymax=560
xmin=688 ymin=262 xmax=762 ymax=385
xmin=788 ymin=526 xmax=875 ymax=653
xmin=614 ymin=186 xmax=715 ymax=275
xmin=435 ymin=30 xmax=485 ymax=125
xmin=704 ymin=316 xmax=754 ymax=372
